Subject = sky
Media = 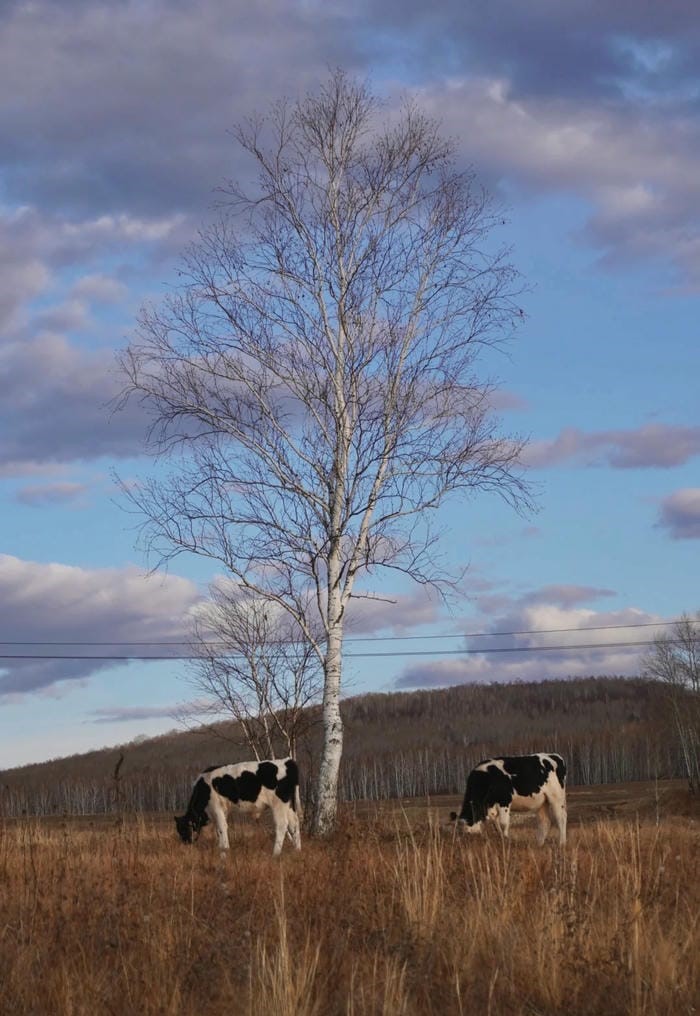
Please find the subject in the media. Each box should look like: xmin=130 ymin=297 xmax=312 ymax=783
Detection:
xmin=1 ymin=0 xmax=698 ymax=770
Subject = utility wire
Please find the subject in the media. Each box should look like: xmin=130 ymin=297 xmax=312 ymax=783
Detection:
xmin=0 ymin=637 xmax=689 ymax=661
xmin=0 ymin=618 xmax=694 ymax=649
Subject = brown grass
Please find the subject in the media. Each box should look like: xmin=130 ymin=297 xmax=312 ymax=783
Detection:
xmin=0 ymin=784 xmax=698 ymax=1015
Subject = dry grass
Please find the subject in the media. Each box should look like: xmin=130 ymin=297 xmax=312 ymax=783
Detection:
xmin=0 ymin=785 xmax=698 ymax=1015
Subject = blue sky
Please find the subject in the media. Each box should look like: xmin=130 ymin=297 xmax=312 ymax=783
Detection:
xmin=1 ymin=0 xmax=698 ymax=769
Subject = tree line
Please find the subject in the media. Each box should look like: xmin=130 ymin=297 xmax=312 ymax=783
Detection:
xmin=1 ymin=676 xmax=692 ymax=818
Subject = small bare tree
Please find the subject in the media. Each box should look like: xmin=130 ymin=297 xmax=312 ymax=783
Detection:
xmin=118 ymin=71 xmax=532 ymax=834
xmin=190 ymin=584 xmax=322 ymax=763
xmin=643 ymin=613 xmax=700 ymax=791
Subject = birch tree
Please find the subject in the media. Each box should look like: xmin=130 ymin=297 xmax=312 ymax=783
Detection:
xmin=118 ymin=71 xmax=531 ymax=834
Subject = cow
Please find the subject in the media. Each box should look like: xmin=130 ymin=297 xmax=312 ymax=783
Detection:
xmin=175 ymin=757 xmax=301 ymax=856
xmin=450 ymin=752 xmax=567 ymax=845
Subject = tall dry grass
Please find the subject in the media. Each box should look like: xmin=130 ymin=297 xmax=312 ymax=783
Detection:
xmin=0 ymin=804 xmax=697 ymax=1015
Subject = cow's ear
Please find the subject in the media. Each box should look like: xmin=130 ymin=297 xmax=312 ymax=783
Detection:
xmin=449 ymin=811 xmax=457 ymax=821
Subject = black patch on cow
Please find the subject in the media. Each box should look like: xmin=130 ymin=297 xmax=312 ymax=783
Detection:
xmin=175 ymin=777 xmax=211 ymax=843
xmin=257 ymin=761 xmax=279 ymax=789
xmin=489 ymin=755 xmax=553 ymax=797
xmin=275 ymin=758 xmax=299 ymax=806
xmin=238 ymin=769 xmax=264 ymax=801
xmin=485 ymin=765 xmax=516 ymax=804
xmin=212 ymin=773 xmax=240 ymax=803
xmin=213 ymin=769 xmax=263 ymax=804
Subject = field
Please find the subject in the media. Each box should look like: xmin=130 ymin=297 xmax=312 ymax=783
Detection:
xmin=1 ymin=780 xmax=698 ymax=1015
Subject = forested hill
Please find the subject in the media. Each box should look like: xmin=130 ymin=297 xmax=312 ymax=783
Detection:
xmin=0 ymin=676 xmax=681 ymax=816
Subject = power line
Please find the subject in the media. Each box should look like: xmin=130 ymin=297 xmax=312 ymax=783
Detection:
xmin=0 ymin=618 xmax=694 ymax=649
xmin=0 ymin=637 xmax=687 ymax=661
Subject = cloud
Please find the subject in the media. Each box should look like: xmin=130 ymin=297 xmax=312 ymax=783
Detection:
xmin=0 ymin=554 xmax=201 ymax=698
xmin=370 ymin=1 xmax=700 ymax=101
xmin=0 ymin=4 xmax=695 ymax=499
xmin=413 ymin=76 xmax=700 ymax=284
xmin=15 ymin=481 xmax=88 ymax=506
xmin=365 ymin=1 xmax=700 ymax=281
xmin=0 ymin=0 xmax=357 ymax=218
xmin=395 ymin=585 xmax=661 ymax=688
xmin=0 ymin=332 xmax=153 ymax=471
xmin=87 ymin=705 xmax=181 ymax=724
xmin=34 ymin=299 xmax=91 ymax=334
xmin=86 ymin=699 xmax=209 ymax=724
xmin=70 ymin=273 xmax=128 ymax=304
xmin=0 ymin=205 xmax=187 ymax=335
xmin=1 ymin=2 xmax=697 ymax=288
xmin=656 ymin=488 xmax=700 ymax=539
xmin=519 ymin=585 xmax=617 ymax=607
xmin=0 ymin=203 xmax=198 ymax=472
xmin=524 ymin=423 xmax=700 ymax=469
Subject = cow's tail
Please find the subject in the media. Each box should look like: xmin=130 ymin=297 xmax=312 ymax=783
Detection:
xmin=286 ymin=757 xmax=303 ymax=820
xmin=554 ymin=754 xmax=567 ymax=789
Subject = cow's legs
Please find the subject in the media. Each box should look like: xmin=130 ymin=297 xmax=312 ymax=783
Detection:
xmin=547 ymin=794 xmax=567 ymax=846
xmin=495 ymin=806 xmax=511 ymax=839
xmin=270 ymin=802 xmax=289 ymax=856
xmin=209 ymin=800 xmax=230 ymax=851
xmin=286 ymin=808 xmax=302 ymax=851
xmin=535 ymin=803 xmax=552 ymax=846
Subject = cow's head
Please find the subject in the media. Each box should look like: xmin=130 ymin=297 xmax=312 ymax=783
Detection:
xmin=174 ymin=814 xmax=194 ymax=843
xmin=448 ymin=805 xmax=485 ymax=834
xmin=175 ymin=812 xmax=209 ymax=844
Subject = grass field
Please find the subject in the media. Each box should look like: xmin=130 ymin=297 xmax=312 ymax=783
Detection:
xmin=1 ymin=780 xmax=698 ymax=1015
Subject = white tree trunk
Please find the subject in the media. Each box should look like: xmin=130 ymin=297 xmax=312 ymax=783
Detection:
xmin=313 ymin=620 xmax=344 ymax=836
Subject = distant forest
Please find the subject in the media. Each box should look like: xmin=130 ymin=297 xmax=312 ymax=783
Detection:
xmin=0 ymin=676 xmax=686 ymax=817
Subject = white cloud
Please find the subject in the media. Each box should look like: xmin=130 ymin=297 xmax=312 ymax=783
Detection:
xmin=1 ymin=1 xmax=696 ymax=288
xmin=15 ymin=481 xmax=88 ymax=506
xmin=70 ymin=273 xmax=128 ymax=304
xmin=0 ymin=332 xmax=152 ymax=470
xmin=396 ymin=586 xmax=663 ymax=687
xmin=0 ymin=554 xmax=201 ymax=698
xmin=656 ymin=487 xmax=700 ymax=539
xmin=524 ymin=423 xmax=700 ymax=469
xmin=412 ymin=75 xmax=700 ymax=285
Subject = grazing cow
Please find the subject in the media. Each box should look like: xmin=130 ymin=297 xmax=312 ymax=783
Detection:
xmin=450 ymin=752 xmax=567 ymax=845
xmin=175 ymin=757 xmax=301 ymax=856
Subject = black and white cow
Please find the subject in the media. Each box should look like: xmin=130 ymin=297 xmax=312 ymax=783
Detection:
xmin=450 ymin=752 xmax=567 ymax=845
xmin=175 ymin=757 xmax=301 ymax=856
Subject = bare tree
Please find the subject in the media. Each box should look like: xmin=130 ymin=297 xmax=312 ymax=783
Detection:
xmin=118 ymin=71 xmax=532 ymax=834
xmin=643 ymin=613 xmax=700 ymax=790
xmin=190 ymin=584 xmax=322 ymax=763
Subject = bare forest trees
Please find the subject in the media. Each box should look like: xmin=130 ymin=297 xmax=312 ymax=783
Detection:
xmin=643 ymin=613 xmax=700 ymax=791
xmin=118 ymin=71 xmax=531 ymax=835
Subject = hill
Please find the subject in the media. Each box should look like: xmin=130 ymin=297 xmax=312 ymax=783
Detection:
xmin=0 ymin=675 xmax=683 ymax=816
